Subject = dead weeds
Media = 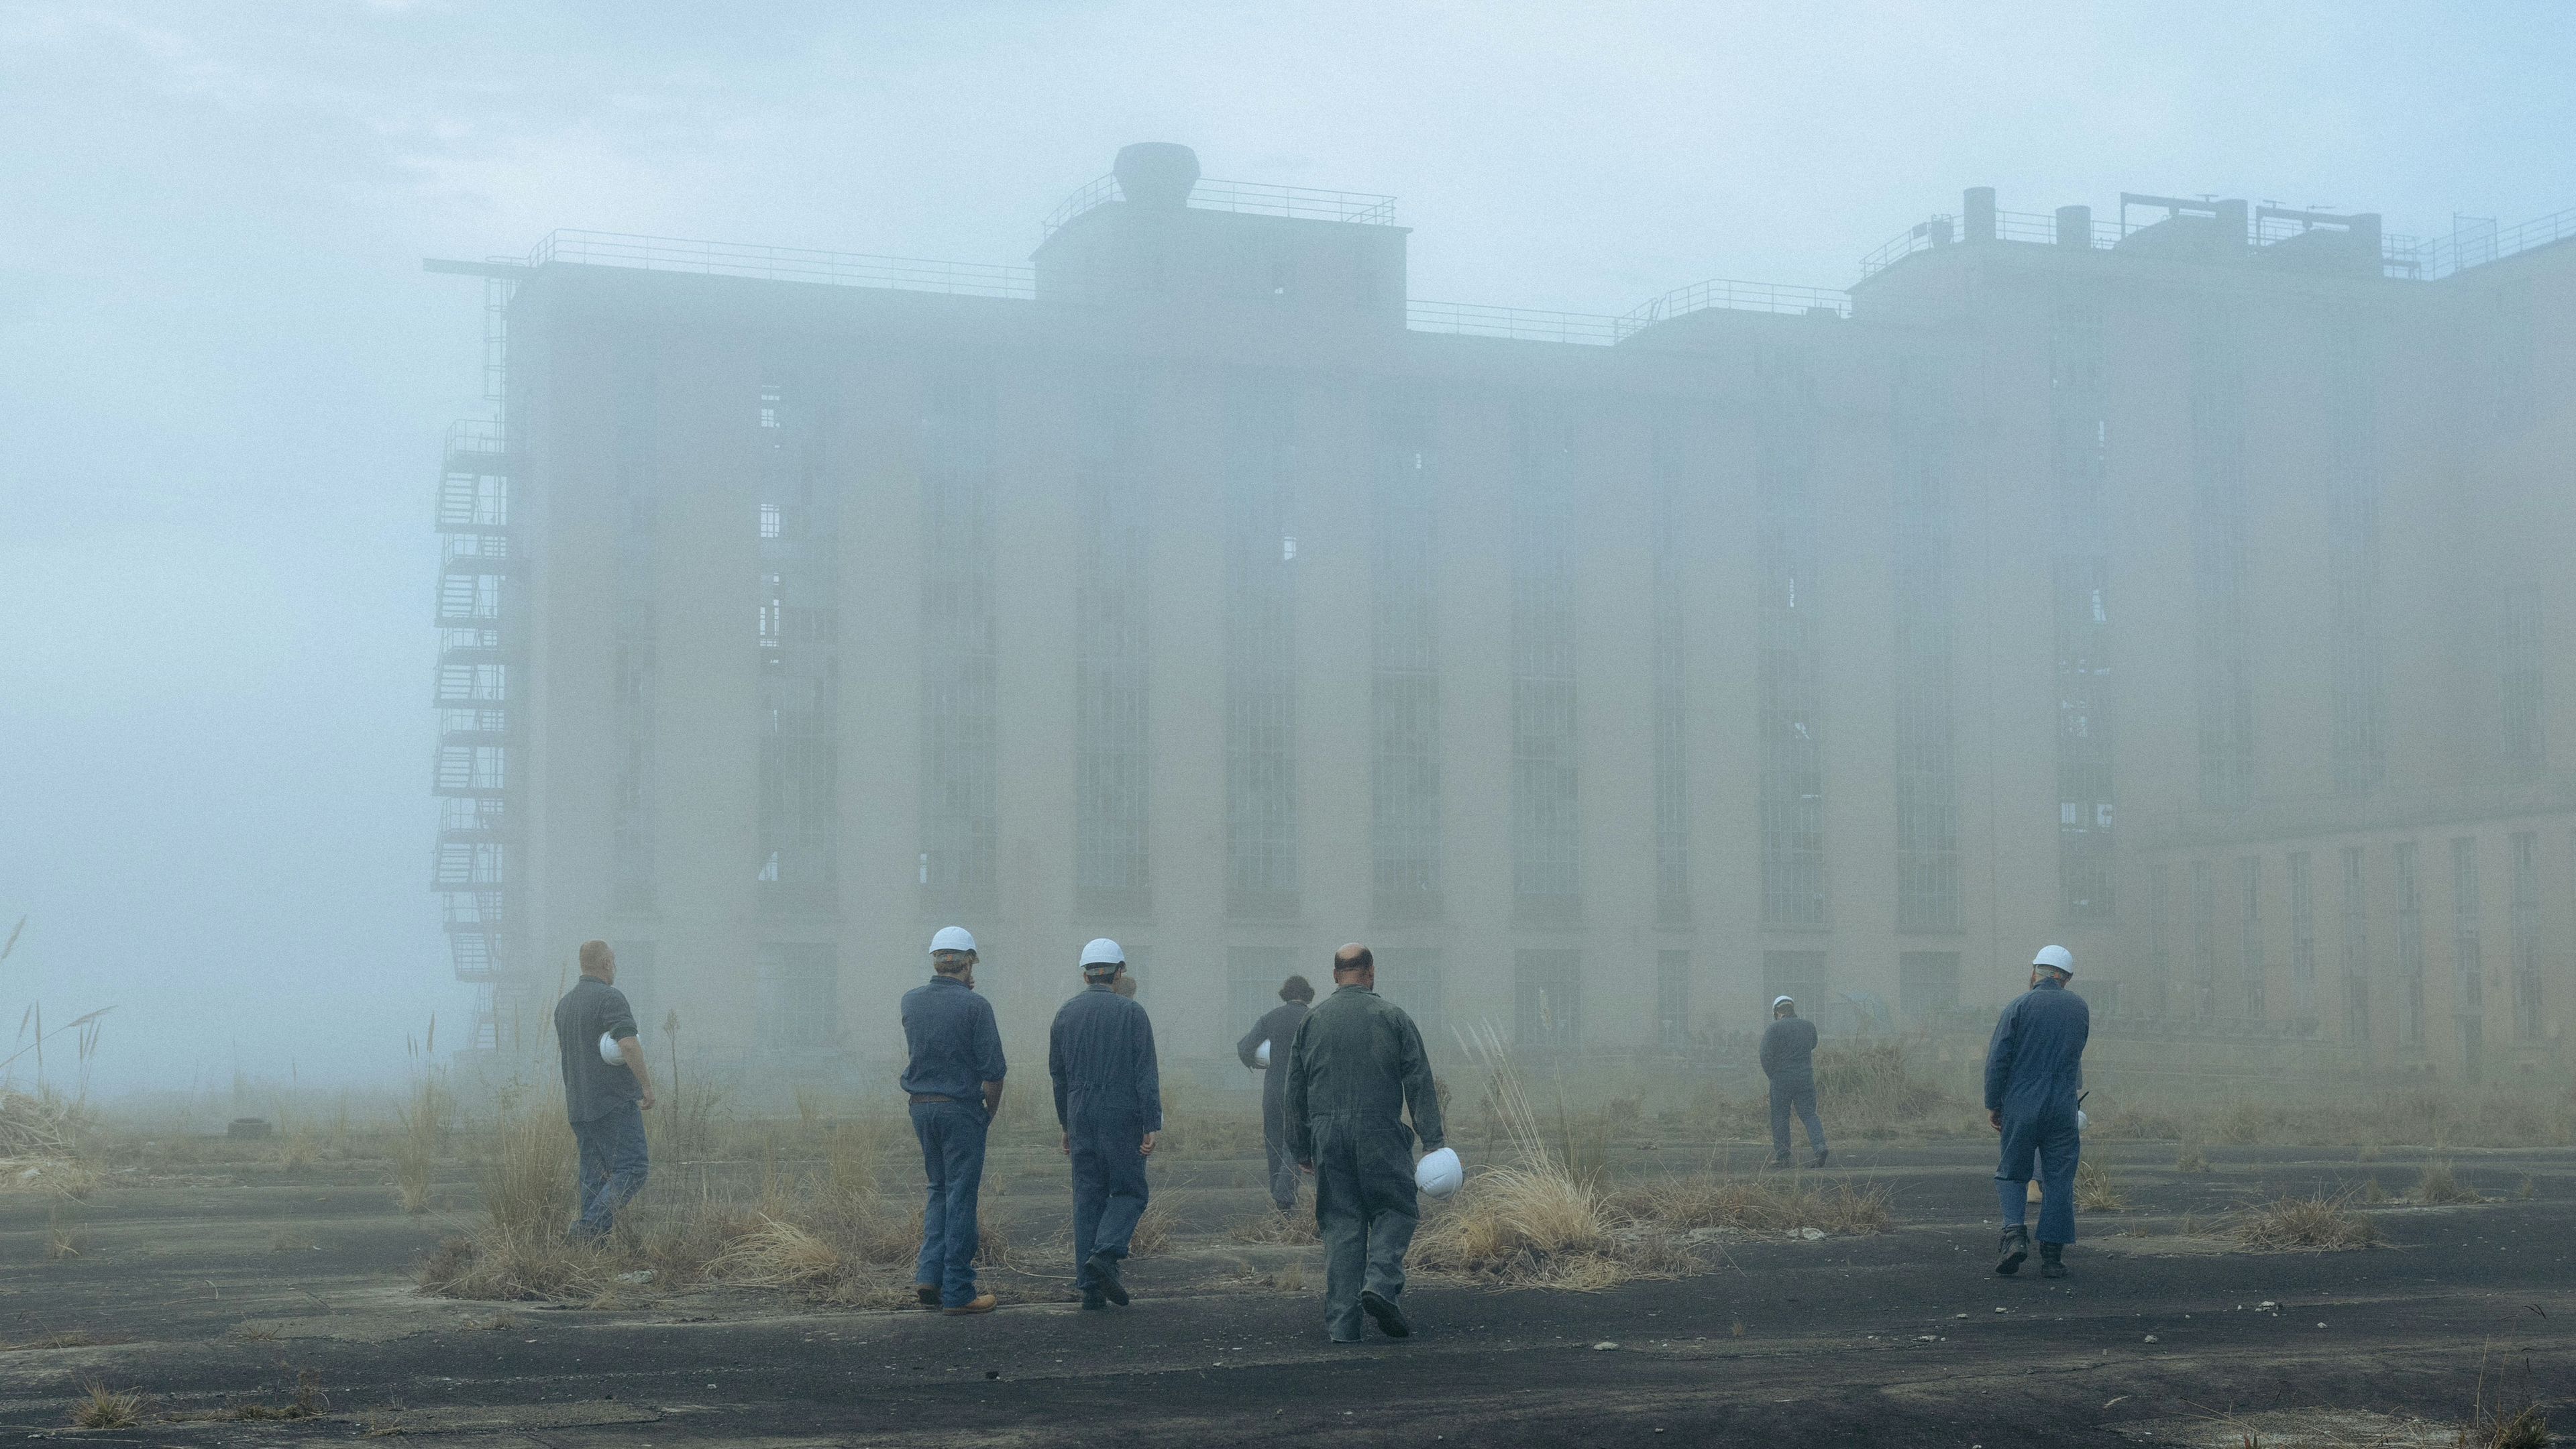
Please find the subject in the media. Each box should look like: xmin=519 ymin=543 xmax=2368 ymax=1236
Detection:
xmin=2231 ymin=1193 xmax=2380 ymax=1252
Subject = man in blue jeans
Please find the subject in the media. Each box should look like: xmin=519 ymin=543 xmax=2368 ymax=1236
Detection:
xmin=552 ymin=939 xmax=655 ymax=1240
xmin=902 ymin=926 xmax=1007 ymax=1315
xmin=1986 ymin=944 xmax=2090 ymax=1279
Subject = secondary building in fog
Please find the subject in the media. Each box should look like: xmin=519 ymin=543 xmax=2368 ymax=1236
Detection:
xmin=429 ymin=144 xmax=2576 ymax=1090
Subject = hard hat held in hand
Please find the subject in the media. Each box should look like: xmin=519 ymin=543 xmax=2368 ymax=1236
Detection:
xmin=1254 ymin=1039 xmax=1271 ymax=1069
xmin=598 ymin=1032 xmax=623 ymax=1067
xmin=1415 ymin=1146 xmax=1463 ymax=1199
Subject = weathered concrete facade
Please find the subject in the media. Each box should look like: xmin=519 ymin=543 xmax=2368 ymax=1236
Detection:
xmin=435 ymin=152 xmax=2575 ymax=1091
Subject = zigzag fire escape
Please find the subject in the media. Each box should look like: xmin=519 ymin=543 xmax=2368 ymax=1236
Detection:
xmin=431 ymin=272 xmax=521 ymax=1053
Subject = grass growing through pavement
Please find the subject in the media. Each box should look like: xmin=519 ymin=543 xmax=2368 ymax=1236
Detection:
xmin=71 ymin=1383 xmax=144 ymax=1429
xmin=2416 ymin=1161 xmax=2484 ymax=1205
xmin=2231 ymin=1193 xmax=2379 ymax=1252
xmin=2074 ymin=1158 xmax=2125 ymax=1212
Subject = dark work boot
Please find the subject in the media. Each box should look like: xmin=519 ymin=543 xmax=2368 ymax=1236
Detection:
xmin=1996 ymin=1224 xmax=2030 ymax=1275
xmin=1811 ymin=1148 xmax=1830 ymax=1170
xmin=1086 ymin=1250 xmax=1129 ymax=1306
xmin=1360 ymin=1289 xmax=1411 ymax=1338
xmin=2039 ymin=1242 xmax=2067 ymax=1279
xmin=1080 ymin=1291 xmax=1108 ymax=1310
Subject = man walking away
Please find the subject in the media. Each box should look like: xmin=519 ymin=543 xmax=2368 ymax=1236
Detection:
xmin=1049 ymin=938 xmax=1162 ymax=1309
xmin=1237 ymin=974 xmax=1315 ymax=1213
xmin=1760 ymin=995 xmax=1827 ymax=1169
xmin=1284 ymin=944 xmax=1445 ymax=1344
xmin=553 ymin=939 xmax=655 ymax=1240
xmin=1987 ymin=945 xmax=2090 ymax=1279
xmin=902 ymin=926 xmax=1007 ymax=1315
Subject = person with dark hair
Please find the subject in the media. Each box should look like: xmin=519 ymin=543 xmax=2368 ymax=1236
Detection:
xmin=1284 ymin=944 xmax=1444 ymax=1343
xmin=1237 ymin=973 xmax=1316 ymax=1212
xmin=552 ymin=939 xmax=654 ymax=1240
xmin=1049 ymin=938 xmax=1163 ymax=1309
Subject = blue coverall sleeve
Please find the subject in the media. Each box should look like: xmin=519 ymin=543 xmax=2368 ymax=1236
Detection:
xmin=973 ymin=998 xmax=1006 ymax=1085
xmin=1048 ymin=1010 xmax=1069 ymax=1128
xmin=1282 ymin=1016 xmax=1314 ymax=1163
xmin=1134 ymin=1009 xmax=1163 ymax=1134
xmin=1982 ymin=999 xmax=2018 ymax=1113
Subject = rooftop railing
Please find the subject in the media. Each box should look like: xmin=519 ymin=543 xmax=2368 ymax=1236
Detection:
xmin=1042 ymin=176 xmax=1398 ymax=237
xmin=1615 ymin=276 xmax=1851 ymax=335
xmin=529 ymin=229 xmax=1035 ymax=299
xmin=1405 ymin=299 xmax=1621 ymax=345
xmin=1861 ymin=202 xmax=2576 ymax=284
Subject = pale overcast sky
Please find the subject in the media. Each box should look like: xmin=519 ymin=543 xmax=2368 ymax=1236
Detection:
xmin=3 ymin=1 xmax=2571 ymax=1093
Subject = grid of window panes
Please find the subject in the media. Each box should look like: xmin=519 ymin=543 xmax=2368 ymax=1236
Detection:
xmin=2237 ymin=855 xmax=2265 ymax=1018
xmin=2050 ymin=301 xmax=2116 ymax=919
xmin=2451 ymin=837 xmax=2484 ymax=1020
xmin=1371 ymin=411 xmax=1442 ymax=921
xmin=1074 ymin=384 xmax=1151 ymax=917
xmin=1224 ymin=377 xmax=1299 ymax=920
xmin=2511 ymin=831 xmax=2541 ymax=1039
xmin=1513 ymin=949 xmax=1581 ymax=1050
xmin=1756 ymin=350 xmax=1826 ymax=928
xmin=2502 ymin=586 xmax=2545 ymax=775
xmin=755 ymin=378 xmax=840 ymax=910
xmin=1509 ymin=407 xmax=1580 ymax=922
xmin=2289 ymin=851 xmax=2317 ymax=1025
xmin=1650 ymin=419 xmax=1692 ymax=926
xmin=2190 ymin=859 xmax=2218 ymax=1020
xmin=2339 ymin=846 xmax=2371 ymax=1042
xmin=610 ymin=364 xmax=657 ymax=912
xmin=2395 ymin=841 xmax=2426 ymax=1048
xmin=919 ymin=374 xmax=1000 ymax=912
xmin=1892 ymin=363 xmax=1961 ymax=932
xmin=2324 ymin=322 xmax=2387 ymax=794
xmin=2189 ymin=312 xmax=2255 ymax=812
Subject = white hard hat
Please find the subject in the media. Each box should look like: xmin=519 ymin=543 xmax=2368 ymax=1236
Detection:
xmin=1254 ymin=1039 xmax=1272 ymax=1069
xmin=1415 ymin=1146 xmax=1463 ymax=1199
xmin=929 ymin=926 xmax=976 ymax=956
xmin=1079 ymin=937 xmax=1124 ymax=969
xmin=597 ymin=1031 xmax=623 ymax=1067
xmin=2032 ymin=944 xmax=2074 ymax=975
xmin=1771 ymin=995 xmax=1795 ymax=1010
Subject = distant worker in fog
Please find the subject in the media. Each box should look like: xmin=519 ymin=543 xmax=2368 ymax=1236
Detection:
xmin=1049 ymin=938 xmax=1163 ymax=1310
xmin=553 ymin=938 xmax=655 ymax=1240
xmin=1285 ymin=945 xmax=1446 ymax=1343
xmin=902 ymin=926 xmax=1007 ymax=1315
xmin=1986 ymin=944 xmax=2090 ymax=1279
xmin=1760 ymin=995 xmax=1827 ymax=1169
xmin=1238 ymin=973 xmax=1316 ymax=1213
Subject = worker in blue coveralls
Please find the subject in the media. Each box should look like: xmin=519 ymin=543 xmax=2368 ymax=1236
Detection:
xmin=1986 ymin=943 xmax=2090 ymax=1279
xmin=1048 ymin=937 xmax=1163 ymax=1309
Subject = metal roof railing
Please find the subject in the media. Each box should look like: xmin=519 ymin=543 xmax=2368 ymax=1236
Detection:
xmin=1405 ymin=299 xmax=1620 ymax=346
xmin=529 ymin=229 xmax=1035 ymax=299
xmin=2381 ymin=206 xmax=2576 ymax=281
xmin=1615 ymin=276 xmax=1851 ymax=336
xmin=1043 ymin=176 xmax=1397 ymax=237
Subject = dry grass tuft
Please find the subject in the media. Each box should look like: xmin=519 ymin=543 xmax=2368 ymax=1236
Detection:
xmin=706 ymin=1216 xmax=843 ymax=1287
xmin=278 ymin=1130 xmax=319 ymax=1171
xmin=2175 ymin=1138 xmax=2211 ymax=1173
xmin=2470 ymin=1402 xmax=2550 ymax=1449
xmin=1811 ymin=1040 xmax=1953 ymax=1139
xmin=1 ymin=1330 xmax=104 ymax=1352
xmin=2232 ymin=1193 xmax=2379 ymax=1252
xmin=391 ymin=1074 xmax=444 ymax=1215
xmin=1611 ymin=1174 xmax=1892 ymax=1236
xmin=2074 ymin=1159 xmax=2125 ymax=1212
xmin=71 ymin=1382 xmax=144 ymax=1429
xmin=1228 ymin=1203 xmax=1320 ymax=1245
xmin=1127 ymin=1200 xmax=1175 ymax=1257
xmin=2416 ymin=1161 xmax=2483 ymax=1205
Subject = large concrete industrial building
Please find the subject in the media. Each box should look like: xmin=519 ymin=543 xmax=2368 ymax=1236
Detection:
xmin=429 ymin=144 xmax=2575 ymax=1093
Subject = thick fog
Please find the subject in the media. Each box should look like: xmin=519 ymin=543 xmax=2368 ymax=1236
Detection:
xmin=3 ymin=1 xmax=2573 ymax=1095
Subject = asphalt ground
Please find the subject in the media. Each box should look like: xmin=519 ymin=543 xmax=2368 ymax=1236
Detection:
xmin=3 ymin=1140 xmax=2571 ymax=1446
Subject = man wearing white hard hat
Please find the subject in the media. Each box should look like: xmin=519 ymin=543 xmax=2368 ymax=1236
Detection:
xmin=901 ymin=926 xmax=1007 ymax=1314
xmin=1984 ymin=944 xmax=2090 ymax=1279
xmin=552 ymin=939 xmax=656 ymax=1241
xmin=1760 ymin=995 xmax=1827 ymax=1169
xmin=1048 ymin=938 xmax=1163 ymax=1309
xmin=1236 ymin=973 xmax=1316 ymax=1213
xmin=1283 ymin=944 xmax=1446 ymax=1343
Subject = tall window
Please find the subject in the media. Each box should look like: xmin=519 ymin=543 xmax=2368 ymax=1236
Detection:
xmin=1892 ymin=362 xmax=1960 ymax=932
xmin=1377 ymin=948 xmax=1447 ymax=1051
xmin=2395 ymin=841 xmax=2426 ymax=1048
xmin=1510 ymin=405 xmax=1580 ymax=922
xmin=2502 ymin=586 xmax=2545 ymax=776
xmin=2051 ymin=301 xmax=2116 ymax=918
xmin=754 ymin=943 xmax=839 ymax=1053
xmin=1224 ymin=376 xmax=1299 ymax=920
xmin=2190 ymin=859 xmax=2217 ymax=1020
xmin=755 ymin=376 xmax=839 ymax=910
xmin=2339 ymin=846 xmax=2370 ymax=1043
xmin=1225 ymin=947 xmax=1297 ymax=1048
xmin=1763 ymin=951 xmax=1827 ymax=1020
xmin=1371 ymin=409 xmax=1442 ymax=921
xmin=2237 ymin=855 xmax=2265 ymax=1018
xmin=1514 ymin=950 xmax=1582 ymax=1050
xmin=2325 ymin=320 xmax=2385 ymax=793
xmin=2190 ymin=312 xmax=2255 ymax=811
xmin=2289 ymin=851 xmax=2316 ymax=1026
xmin=2143 ymin=863 xmax=2171 ymax=1016
xmin=1756 ymin=348 xmax=1825 ymax=927
xmin=1899 ymin=951 xmax=1961 ymax=1021
xmin=2451 ymin=836 xmax=2484 ymax=1020
xmin=1650 ymin=416 xmax=1693 ymax=925
xmin=1075 ymin=382 xmax=1150 ymax=916
xmin=1655 ymin=951 xmax=1693 ymax=1050
xmin=610 ymin=363 xmax=656 ymax=912
xmin=2511 ymin=831 xmax=2542 ymax=1039
xmin=920 ymin=374 xmax=999 ymax=912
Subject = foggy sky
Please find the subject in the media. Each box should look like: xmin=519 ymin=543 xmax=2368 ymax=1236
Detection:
xmin=3 ymin=0 xmax=2572 ymax=1094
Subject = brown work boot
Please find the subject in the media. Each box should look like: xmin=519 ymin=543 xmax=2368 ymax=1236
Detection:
xmin=914 ymin=1283 xmax=939 ymax=1309
xmin=942 ymin=1293 xmax=998 ymax=1316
